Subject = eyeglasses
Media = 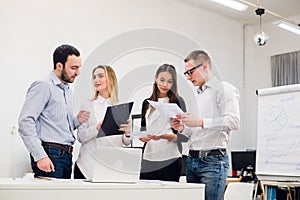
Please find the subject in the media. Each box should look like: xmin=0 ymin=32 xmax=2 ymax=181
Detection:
xmin=183 ymin=63 xmax=203 ymax=77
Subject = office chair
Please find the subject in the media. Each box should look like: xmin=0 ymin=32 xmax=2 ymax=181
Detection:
xmin=224 ymin=182 xmax=255 ymax=200
xmin=131 ymin=114 xmax=144 ymax=148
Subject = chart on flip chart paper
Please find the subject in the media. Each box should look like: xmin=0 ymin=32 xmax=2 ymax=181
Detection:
xmin=256 ymin=84 xmax=300 ymax=177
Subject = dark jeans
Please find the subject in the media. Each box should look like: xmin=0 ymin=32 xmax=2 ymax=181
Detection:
xmin=30 ymin=145 xmax=73 ymax=179
xmin=140 ymin=157 xmax=182 ymax=182
xmin=73 ymin=162 xmax=86 ymax=179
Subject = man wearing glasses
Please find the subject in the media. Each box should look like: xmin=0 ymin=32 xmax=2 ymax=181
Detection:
xmin=172 ymin=50 xmax=240 ymax=200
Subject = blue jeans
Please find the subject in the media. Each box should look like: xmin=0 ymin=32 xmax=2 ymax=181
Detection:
xmin=30 ymin=145 xmax=73 ymax=179
xmin=186 ymin=155 xmax=229 ymax=200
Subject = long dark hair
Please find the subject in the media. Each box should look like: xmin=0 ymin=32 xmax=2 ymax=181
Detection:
xmin=144 ymin=63 xmax=179 ymax=113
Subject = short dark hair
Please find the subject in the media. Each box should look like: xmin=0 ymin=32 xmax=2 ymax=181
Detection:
xmin=53 ymin=44 xmax=80 ymax=69
xmin=184 ymin=50 xmax=210 ymax=63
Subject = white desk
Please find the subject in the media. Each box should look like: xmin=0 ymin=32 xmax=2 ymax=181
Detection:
xmin=0 ymin=178 xmax=204 ymax=200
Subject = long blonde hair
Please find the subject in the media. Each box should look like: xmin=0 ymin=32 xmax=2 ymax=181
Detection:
xmin=91 ymin=65 xmax=118 ymax=105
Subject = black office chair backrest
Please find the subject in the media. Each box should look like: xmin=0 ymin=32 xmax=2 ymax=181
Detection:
xmin=130 ymin=114 xmax=144 ymax=148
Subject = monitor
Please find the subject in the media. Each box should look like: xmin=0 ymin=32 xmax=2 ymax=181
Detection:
xmin=231 ymin=150 xmax=256 ymax=172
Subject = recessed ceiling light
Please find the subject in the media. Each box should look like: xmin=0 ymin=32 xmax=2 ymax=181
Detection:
xmin=210 ymin=0 xmax=248 ymax=11
xmin=275 ymin=21 xmax=300 ymax=36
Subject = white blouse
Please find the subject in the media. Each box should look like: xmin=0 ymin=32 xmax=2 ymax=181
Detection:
xmin=76 ymin=96 xmax=131 ymax=179
xmin=143 ymin=97 xmax=181 ymax=161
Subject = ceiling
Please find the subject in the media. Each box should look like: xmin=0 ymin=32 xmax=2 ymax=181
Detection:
xmin=183 ymin=0 xmax=300 ymax=25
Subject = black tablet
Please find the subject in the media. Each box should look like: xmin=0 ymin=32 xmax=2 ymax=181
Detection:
xmin=97 ymin=102 xmax=134 ymax=138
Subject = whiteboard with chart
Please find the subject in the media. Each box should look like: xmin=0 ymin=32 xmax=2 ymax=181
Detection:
xmin=256 ymin=84 xmax=300 ymax=177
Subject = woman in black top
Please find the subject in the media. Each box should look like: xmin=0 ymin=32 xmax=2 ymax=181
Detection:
xmin=139 ymin=63 xmax=188 ymax=182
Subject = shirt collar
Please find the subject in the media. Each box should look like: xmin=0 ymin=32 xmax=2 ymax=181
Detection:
xmin=197 ymin=76 xmax=217 ymax=94
xmin=50 ymin=72 xmax=70 ymax=90
xmin=97 ymin=95 xmax=110 ymax=104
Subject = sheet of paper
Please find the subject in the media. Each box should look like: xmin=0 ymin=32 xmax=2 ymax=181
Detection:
xmin=131 ymin=130 xmax=164 ymax=137
xmin=131 ymin=131 xmax=151 ymax=137
xmin=147 ymin=100 xmax=184 ymax=118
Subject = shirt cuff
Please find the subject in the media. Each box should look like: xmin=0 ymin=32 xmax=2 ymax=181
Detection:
xmin=202 ymin=118 xmax=211 ymax=129
xmin=122 ymin=134 xmax=132 ymax=146
xmin=73 ymin=117 xmax=81 ymax=129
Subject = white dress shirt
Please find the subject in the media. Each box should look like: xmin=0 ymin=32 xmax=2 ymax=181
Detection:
xmin=182 ymin=77 xmax=240 ymax=151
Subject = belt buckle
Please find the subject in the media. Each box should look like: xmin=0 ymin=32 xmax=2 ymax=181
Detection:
xmin=65 ymin=146 xmax=72 ymax=154
xmin=199 ymin=150 xmax=209 ymax=158
xmin=219 ymin=148 xmax=226 ymax=156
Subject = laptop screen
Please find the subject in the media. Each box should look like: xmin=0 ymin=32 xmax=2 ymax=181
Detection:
xmin=92 ymin=147 xmax=142 ymax=183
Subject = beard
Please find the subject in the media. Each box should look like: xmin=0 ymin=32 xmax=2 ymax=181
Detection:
xmin=61 ymin=67 xmax=74 ymax=83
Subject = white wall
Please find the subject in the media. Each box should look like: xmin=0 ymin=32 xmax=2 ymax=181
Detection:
xmin=244 ymin=15 xmax=300 ymax=150
xmin=3 ymin=0 xmax=298 ymax=178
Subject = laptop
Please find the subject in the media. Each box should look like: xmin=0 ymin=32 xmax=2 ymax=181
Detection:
xmin=90 ymin=147 xmax=142 ymax=183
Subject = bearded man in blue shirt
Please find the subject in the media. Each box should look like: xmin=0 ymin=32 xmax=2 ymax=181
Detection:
xmin=18 ymin=44 xmax=90 ymax=179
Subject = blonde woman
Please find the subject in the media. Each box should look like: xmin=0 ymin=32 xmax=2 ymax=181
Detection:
xmin=74 ymin=65 xmax=131 ymax=179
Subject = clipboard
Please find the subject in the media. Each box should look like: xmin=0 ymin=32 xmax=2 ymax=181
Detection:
xmin=97 ymin=102 xmax=134 ymax=138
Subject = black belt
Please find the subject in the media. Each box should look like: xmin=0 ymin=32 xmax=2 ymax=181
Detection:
xmin=42 ymin=142 xmax=73 ymax=154
xmin=189 ymin=149 xmax=226 ymax=158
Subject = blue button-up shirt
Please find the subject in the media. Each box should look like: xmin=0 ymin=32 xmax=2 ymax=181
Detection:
xmin=18 ymin=72 xmax=80 ymax=161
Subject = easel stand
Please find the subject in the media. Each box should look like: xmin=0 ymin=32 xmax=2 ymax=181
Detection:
xmin=259 ymin=180 xmax=300 ymax=200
